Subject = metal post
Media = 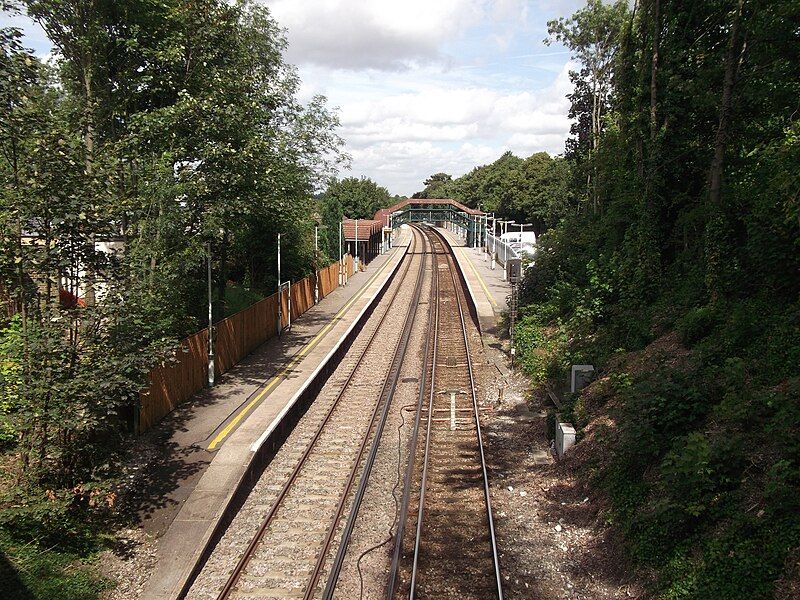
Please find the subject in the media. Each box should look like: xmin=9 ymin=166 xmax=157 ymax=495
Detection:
xmin=277 ymin=232 xmax=282 ymax=336
xmin=207 ymin=243 xmax=215 ymax=387
xmin=314 ymin=225 xmax=319 ymax=304
xmin=491 ymin=215 xmax=497 ymax=270
xmin=354 ymin=218 xmax=359 ymax=272
xmin=389 ymin=213 xmax=393 ymax=248
xmin=338 ymin=220 xmax=343 ymax=286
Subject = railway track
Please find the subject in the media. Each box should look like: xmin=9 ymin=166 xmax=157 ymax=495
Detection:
xmin=210 ymin=227 xmax=430 ymax=600
xmin=192 ymin=224 xmax=501 ymax=599
xmin=321 ymin=225 xmax=503 ymax=599
xmin=387 ymin=225 xmax=503 ymax=599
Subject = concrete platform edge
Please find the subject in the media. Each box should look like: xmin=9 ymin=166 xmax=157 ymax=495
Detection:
xmin=432 ymin=228 xmax=484 ymax=336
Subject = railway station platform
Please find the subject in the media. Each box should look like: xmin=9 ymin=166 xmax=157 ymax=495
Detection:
xmin=434 ymin=227 xmax=510 ymax=337
xmin=142 ymin=227 xmax=412 ymax=600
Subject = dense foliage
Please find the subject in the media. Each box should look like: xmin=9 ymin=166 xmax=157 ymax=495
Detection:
xmin=316 ymin=176 xmax=392 ymax=260
xmin=513 ymin=0 xmax=800 ymax=596
xmin=0 ymin=0 xmax=343 ymax=585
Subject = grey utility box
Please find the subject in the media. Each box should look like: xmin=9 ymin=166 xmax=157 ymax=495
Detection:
xmin=570 ymin=364 xmax=595 ymax=394
xmin=507 ymin=258 xmax=522 ymax=283
xmin=556 ymin=421 xmax=576 ymax=457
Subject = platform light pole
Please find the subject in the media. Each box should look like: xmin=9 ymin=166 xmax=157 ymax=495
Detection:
xmin=339 ymin=219 xmax=344 ymax=286
xmin=484 ymin=212 xmax=493 ymax=261
xmin=314 ymin=224 xmax=326 ymax=304
xmin=277 ymin=232 xmax=282 ymax=337
xmin=207 ymin=242 xmax=215 ymax=387
xmin=354 ymin=218 xmax=359 ymax=272
xmin=492 ymin=213 xmax=497 ymax=271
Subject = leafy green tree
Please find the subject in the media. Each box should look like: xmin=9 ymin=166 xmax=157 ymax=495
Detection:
xmin=321 ymin=176 xmax=391 ymax=220
xmin=516 ymin=1 xmax=800 ymax=595
xmin=412 ymin=172 xmax=456 ymax=199
xmin=547 ymin=0 xmax=629 ymax=211
xmin=0 ymin=0 xmax=346 ymax=544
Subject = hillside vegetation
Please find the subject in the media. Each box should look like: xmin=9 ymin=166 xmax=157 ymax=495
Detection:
xmin=514 ymin=1 xmax=800 ymax=597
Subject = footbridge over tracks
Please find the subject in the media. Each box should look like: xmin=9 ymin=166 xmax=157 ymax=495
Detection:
xmin=374 ymin=198 xmax=487 ymax=248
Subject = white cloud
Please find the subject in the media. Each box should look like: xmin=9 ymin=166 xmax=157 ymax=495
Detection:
xmin=333 ymin=62 xmax=575 ymax=194
xmin=266 ymin=1 xmax=582 ymax=195
xmin=263 ymin=0 xmax=484 ymax=71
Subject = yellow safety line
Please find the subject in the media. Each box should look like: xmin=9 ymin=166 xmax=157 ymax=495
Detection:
xmin=460 ymin=248 xmax=499 ymax=308
xmin=206 ymin=251 xmax=400 ymax=450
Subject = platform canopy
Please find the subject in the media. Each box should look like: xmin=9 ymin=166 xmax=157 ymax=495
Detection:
xmin=374 ymin=198 xmax=487 ymax=246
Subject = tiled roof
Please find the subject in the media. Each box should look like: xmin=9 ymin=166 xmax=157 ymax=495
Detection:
xmin=343 ymin=218 xmax=382 ymax=241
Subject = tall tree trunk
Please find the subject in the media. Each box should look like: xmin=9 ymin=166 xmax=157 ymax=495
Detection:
xmin=82 ymin=52 xmax=97 ymax=306
xmin=645 ymin=0 xmax=661 ymax=214
xmin=708 ymin=0 xmax=745 ymax=208
xmin=706 ymin=0 xmax=746 ymax=299
xmin=649 ymin=0 xmax=660 ymax=144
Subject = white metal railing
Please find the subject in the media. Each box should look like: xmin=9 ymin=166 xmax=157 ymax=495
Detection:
xmin=486 ymin=233 xmax=519 ymax=266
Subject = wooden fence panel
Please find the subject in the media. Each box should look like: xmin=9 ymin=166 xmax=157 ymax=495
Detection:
xmin=345 ymin=253 xmax=354 ymax=277
xmin=139 ymin=331 xmax=207 ymax=432
xmin=279 ymin=285 xmax=290 ymax=329
xmin=139 ymin=254 xmax=357 ymax=432
xmin=290 ymin=276 xmax=313 ymax=320
xmin=318 ymin=262 xmax=338 ymax=298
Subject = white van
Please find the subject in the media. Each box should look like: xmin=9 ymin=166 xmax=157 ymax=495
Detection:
xmin=500 ymin=231 xmax=537 ymax=246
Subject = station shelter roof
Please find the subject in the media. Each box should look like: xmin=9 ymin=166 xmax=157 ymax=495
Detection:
xmin=373 ymin=198 xmax=485 ymax=227
xmin=343 ymin=218 xmax=383 ymax=241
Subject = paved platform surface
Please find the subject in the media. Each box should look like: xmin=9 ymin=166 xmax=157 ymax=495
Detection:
xmin=141 ymin=228 xmax=412 ymax=600
xmin=435 ymin=226 xmax=510 ymax=336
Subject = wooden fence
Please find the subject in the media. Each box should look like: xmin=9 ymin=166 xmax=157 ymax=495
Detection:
xmin=138 ymin=256 xmax=357 ymax=433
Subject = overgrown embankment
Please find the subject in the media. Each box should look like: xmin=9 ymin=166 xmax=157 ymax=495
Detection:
xmin=516 ymin=218 xmax=800 ymax=598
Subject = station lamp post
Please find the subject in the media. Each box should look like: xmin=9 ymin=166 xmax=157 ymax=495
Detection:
xmin=206 ymin=242 xmax=215 ymax=387
xmin=314 ymin=224 xmax=328 ymax=304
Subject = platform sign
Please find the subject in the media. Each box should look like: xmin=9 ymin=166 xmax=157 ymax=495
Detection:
xmin=507 ymin=258 xmax=522 ymax=283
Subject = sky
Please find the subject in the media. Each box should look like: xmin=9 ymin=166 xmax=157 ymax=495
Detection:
xmin=1 ymin=0 xmax=584 ymax=196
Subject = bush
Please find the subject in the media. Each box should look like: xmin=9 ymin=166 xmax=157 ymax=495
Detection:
xmin=678 ymin=305 xmax=719 ymax=345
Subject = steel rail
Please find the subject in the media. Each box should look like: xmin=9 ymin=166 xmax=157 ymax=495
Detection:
xmin=407 ymin=227 xmax=441 ymax=599
xmin=438 ymin=228 xmax=504 ymax=600
xmin=216 ymin=230 xmax=421 ymax=600
xmin=319 ymin=225 xmax=432 ymax=599
xmin=385 ymin=227 xmax=438 ymax=598
xmin=408 ymin=226 xmax=503 ymax=599
xmin=304 ymin=229 xmax=429 ymax=598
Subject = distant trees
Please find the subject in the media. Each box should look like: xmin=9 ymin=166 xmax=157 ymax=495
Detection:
xmin=316 ymin=176 xmax=391 ymax=260
xmin=321 ymin=176 xmax=391 ymax=221
xmin=412 ymin=172 xmax=455 ymax=199
xmin=413 ymin=152 xmax=573 ymax=235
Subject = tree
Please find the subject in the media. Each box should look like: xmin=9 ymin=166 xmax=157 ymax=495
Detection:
xmin=0 ymin=0 xmax=346 ymax=539
xmin=413 ymin=172 xmax=456 ymax=199
xmin=321 ymin=176 xmax=391 ymax=221
xmin=547 ymin=0 xmax=629 ymax=211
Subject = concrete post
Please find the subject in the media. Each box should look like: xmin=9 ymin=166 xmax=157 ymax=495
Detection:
xmin=570 ymin=365 xmax=595 ymax=394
